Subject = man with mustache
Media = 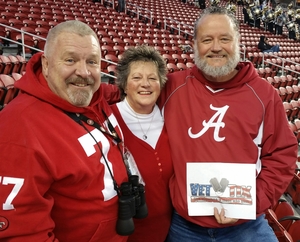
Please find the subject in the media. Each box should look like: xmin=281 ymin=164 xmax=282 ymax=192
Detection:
xmin=158 ymin=6 xmax=298 ymax=242
xmin=0 ymin=20 xmax=129 ymax=241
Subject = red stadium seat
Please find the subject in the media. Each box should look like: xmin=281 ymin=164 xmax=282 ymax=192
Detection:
xmin=16 ymin=12 xmax=30 ymax=20
xmin=154 ymin=46 xmax=164 ymax=54
xmin=107 ymin=31 xmax=119 ymax=40
xmin=133 ymin=38 xmax=144 ymax=46
xmin=0 ymin=55 xmax=13 ymax=75
xmin=15 ymin=55 xmax=27 ymax=74
xmin=286 ymin=75 xmax=293 ymax=86
xmin=177 ymin=62 xmax=187 ymax=71
xmin=35 ymin=27 xmax=49 ymax=38
xmin=113 ymin=45 xmax=124 ymax=57
xmin=101 ymin=54 xmax=118 ymax=72
xmin=291 ymin=85 xmax=299 ymax=100
xmin=285 ymin=86 xmax=294 ymax=102
xmin=11 ymin=72 xmax=23 ymax=82
xmin=101 ymin=45 xmax=115 ymax=56
xmin=265 ymin=208 xmax=293 ymax=242
xmin=104 ymin=54 xmax=118 ymax=64
xmin=97 ymin=30 xmax=109 ymax=39
xmin=0 ymin=80 xmax=7 ymax=110
xmin=186 ymin=62 xmax=195 ymax=69
xmin=167 ymin=63 xmax=179 ymax=73
xmin=7 ymin=55 xmax=21 ymax=74
xmin=273 ymin=199 xmax=295 ymax=230
xmin=258 ymin=68 xmax=265 ymax=78
xmin=0 ymin=74 xmax=18 ymax=106
xmin=8 ymin=18 xmax=23 ymax=30
xmin=289 ymin=100 xmax=300 ymax=120
xmin=172 ymin=54 xmax=183 ymax=64
xmin=21 ymin=26 xmax=35 ymax=35
xmin=287 ymin=219 xmax=300 ymax=242
xmin=163 ymin=46 xmax=174 ymax=54
xmin=123 ymin=38 xmax=134 ymax=47
xmin=181 ymin=53 xmax=193 ymax=64
xmin=283 ymin=102 xmax=293 ymax=120
xmin=162 ymin=54 xmax=174 ymax=64
xmin=23 ymin=19 xmax=37 ymax=28
xmin=1 ymin=12 xmax=15 ymax=19
xmin=100 ymin=37 xmax=111 ymax=45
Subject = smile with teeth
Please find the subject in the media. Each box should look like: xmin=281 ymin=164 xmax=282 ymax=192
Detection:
xmin=209 ymin=55 xmax=225 ymax=58
xmin=73 ymin=83 xmax=89 ymax=87
xmin=139 ymin=91 xmax=151 ymax=95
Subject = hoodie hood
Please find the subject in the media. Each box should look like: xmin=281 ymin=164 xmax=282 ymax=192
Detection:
xmin=15 ymin=52 xmax=103 ymax=114
xmin=190 ymin=61 xmax=258 ymax=90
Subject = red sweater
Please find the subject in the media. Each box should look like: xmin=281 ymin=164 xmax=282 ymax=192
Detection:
xmin=111 ymin=104 xmax=174 ymax=242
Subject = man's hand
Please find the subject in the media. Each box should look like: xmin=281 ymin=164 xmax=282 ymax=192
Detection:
xmin=214 ymin=207 xmax=239 ymax=225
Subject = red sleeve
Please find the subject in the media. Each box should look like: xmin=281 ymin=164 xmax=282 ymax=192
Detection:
xmin=100 ymin=83 xmax=121 ymax=104
xmin=256 ymin=90 xmax=298 ymax=214
xmin=0 ymin=143 xmax=58 ymax=241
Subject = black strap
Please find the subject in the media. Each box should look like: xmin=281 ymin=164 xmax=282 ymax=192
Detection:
xmin=65 ymin=111 xmax=122 ymax=144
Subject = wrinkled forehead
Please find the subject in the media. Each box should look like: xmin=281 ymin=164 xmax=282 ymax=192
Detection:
xmin=197 ymin=15 xmax=238 ymax=36
xmin=195 ymin=13 xmax=239 ymax=37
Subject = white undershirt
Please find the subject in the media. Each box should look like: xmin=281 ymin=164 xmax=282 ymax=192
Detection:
xmin=116 ymin=99 xmax=164 ymax=149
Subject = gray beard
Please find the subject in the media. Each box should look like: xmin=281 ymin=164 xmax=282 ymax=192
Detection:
xmin=194 ymin=45 xmax=240 ymax=78
xmin=67 ymin=89 xmax=92 ymax=107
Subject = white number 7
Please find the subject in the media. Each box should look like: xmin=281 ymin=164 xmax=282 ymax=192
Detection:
xmin=1 ymin=176 xmax=24 ymax=210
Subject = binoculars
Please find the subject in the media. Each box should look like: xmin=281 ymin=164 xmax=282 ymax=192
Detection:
xmin=116 ymin=175 xmax=148 ymax=236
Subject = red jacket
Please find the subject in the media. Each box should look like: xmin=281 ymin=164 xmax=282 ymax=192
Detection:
xmin=0 ymin=53 xmax=128 ymax=241
xmin=158 ymin=62 xmax=298 ymax=228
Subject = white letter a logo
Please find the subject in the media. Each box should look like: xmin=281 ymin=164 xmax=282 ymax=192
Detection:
xmin=188 ymin=104 xmax=229 ymax=142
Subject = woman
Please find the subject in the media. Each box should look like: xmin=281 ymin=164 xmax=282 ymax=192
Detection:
xmin=110 ymin=45 xmax=173 ymax=242
xmin=257 ymin=35 xmax=280 ymax=53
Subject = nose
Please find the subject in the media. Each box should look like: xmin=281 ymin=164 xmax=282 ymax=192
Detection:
xmin=211 ymin=40 xmax=222 ymax=52
xmin=75 ymin=61 xmax=91 ymax=78
xmin=141 ymin=77 xmax=150 ymax=87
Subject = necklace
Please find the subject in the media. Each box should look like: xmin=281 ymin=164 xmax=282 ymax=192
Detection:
xmin=124 ymin=99 xmax=157 ymax=140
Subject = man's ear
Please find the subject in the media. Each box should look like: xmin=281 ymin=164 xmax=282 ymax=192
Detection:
xmin=41 ymin=54 xmax=49 ymax=78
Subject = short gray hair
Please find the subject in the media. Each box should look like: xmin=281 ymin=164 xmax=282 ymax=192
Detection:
xmin=193 ymin=6 xmax=240 ymax=40
xmin=44 ymin=20 xmax=99 ymax=56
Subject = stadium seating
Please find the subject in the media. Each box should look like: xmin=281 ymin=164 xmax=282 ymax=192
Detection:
xmin=11 ymin=72 xmax=23 ymax=82
xmin=286 ymin=219 xmax=300 ymax=242
xmin=273 ymin=199 xmax=296 ymax=230
xmin=0 ymin=55 xmax=13 ymax=75
xmin=265 ymin=208 xmax=293 ymax=242
xmin=0 ymin=74 xmax=18 ymax=106
xmin=0 ymin=79 xmax=7 ymax=110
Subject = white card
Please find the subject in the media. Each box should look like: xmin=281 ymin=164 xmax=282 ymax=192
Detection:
xmin=186 ymin=162 xmax=256 ymax=219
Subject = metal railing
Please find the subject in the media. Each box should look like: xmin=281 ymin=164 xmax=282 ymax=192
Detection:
xmin=102 ymin=0 xmax=115 ymax=9
xmin=0 ymin=23 xmax=46 ymax=58
xmin=163 ymin=17 xmax=193 ymax=39
xmin=126 ymin=3 xmax=153 ymax=24
xmin=262 ymin=53 xmax=300 ymax=77
xmin=0 ymin=23 xmax=117 ymax=79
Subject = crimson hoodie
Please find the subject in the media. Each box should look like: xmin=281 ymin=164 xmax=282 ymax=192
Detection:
xmin=0 ymin=53 xmax=128 ymax=242
xmin=158 ymin=62 xmax=298 ymax=228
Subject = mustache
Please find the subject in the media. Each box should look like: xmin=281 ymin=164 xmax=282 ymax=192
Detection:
xmin=206 ymin=52 xmax=227 ymax=57
xmin=66 ymin=77 xmax=94 ymax=85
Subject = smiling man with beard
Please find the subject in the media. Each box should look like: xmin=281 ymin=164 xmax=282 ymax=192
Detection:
xmin=158 ymin=6 xmax=298 ymax=242
xmin=0 ymin=20 xmax=129 ymax=242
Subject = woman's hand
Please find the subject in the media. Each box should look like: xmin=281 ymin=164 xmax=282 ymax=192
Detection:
xmin=214 ymin=207 xmax=239 ymax=225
